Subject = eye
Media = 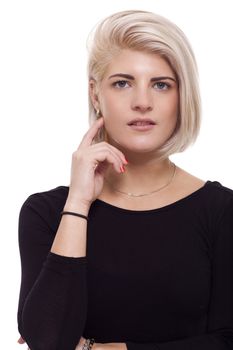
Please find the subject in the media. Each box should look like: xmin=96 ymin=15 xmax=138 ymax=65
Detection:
xmin=154 ymin=82 xmax=170 ymax=90
xmin=112 ymin=80 xmax=130 ymax=89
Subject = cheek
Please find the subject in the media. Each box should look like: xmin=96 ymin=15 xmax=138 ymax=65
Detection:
xmin=100 ymin=97 xmax=115 ymax=118
xmin=101 ymin=96 xmax=123 ymax=124
xmin=162 ymin=94 xmax=179 ymax=121
xmin=157 ymin=96 xmax=179 ymax=138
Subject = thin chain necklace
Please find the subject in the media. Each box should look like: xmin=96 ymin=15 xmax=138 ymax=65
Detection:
xmin=105 ymin=161 xmax=177 ymax=198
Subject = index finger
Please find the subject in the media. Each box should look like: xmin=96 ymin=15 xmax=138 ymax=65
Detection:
xmin=78 ymin=117 xmax=104 ymax=149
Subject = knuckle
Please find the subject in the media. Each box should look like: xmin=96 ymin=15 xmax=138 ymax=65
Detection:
xmin=72 ymin=150 xmax=78 ymax=158
xmin=72 ymin=151 xmax=77 ymax=158
xmin=72 ymin=150 xmax=82 ymax=161
xmin=83 ymin=130 xmax=89 ymax=138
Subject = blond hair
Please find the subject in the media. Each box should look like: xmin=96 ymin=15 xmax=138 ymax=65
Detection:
xmin=87 ymin=10 xmax=201 ymax=159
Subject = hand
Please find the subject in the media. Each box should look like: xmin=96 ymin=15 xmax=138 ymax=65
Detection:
xmin=75 ymin=336 xmax=86 ymax=350
xmin=17 ymin=336 xmax=25 ymax=344
xmin=17 ymin=336 xmax=31 ymax=349
xmin=93 ymin=341 xmax=127 ymax=350
xmin=66 ymin=117 xmax=128 ymax=209
xmin=76 ymin=337 xmax=127 ymax=350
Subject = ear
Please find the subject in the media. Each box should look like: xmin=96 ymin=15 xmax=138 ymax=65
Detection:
xmin=89 ymin=79 xmax=100 ymax=111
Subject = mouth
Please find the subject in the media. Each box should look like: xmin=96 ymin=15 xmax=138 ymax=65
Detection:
xmin=127 ymin=119 xmax=156 ymax=131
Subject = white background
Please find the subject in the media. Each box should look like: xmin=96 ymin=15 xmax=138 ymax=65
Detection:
xmin=0 ymin=0 xmax=233 ymax=348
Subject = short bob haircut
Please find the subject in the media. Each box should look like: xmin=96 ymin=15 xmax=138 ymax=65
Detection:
xmin=87 ymin=10 xmax=201 ymax=160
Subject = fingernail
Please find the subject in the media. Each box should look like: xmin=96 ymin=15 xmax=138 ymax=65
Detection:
xmin=120 ymin=165 xmax=125 ymax=173
xmin=124 ymin=159 xmax=129 ymax=164
xmin=17 ymin=338 xmax=23 ymax=344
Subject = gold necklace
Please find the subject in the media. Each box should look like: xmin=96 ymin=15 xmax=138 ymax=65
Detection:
xmin=105 ymin=161 xmax=177 ymax=198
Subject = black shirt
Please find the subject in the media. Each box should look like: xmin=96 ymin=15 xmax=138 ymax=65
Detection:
xmin=17 ymin=180 xmax=233 ymax=349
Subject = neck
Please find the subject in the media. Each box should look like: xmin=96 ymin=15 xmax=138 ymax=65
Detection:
xmin=104 ymin=154 xmax=174 ymax=196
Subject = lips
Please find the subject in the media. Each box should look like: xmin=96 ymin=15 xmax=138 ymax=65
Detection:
xmin=128 ymin=118 xmax=156 ymax=126
xmin=127 ymin=118 xmax=156 ymax=132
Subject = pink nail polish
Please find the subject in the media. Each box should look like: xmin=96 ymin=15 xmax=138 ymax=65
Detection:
xmin=120 ymin=165 xmax=125 ymax=173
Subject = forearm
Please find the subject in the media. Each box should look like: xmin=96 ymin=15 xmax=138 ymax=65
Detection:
xmin=20 ymin=252 xmax=87 ymax=349
xmin=51 ymin=199 xmax=90 ymax=257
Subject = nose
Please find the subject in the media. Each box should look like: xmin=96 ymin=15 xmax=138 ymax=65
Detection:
xmin=131 ymin=87 xmax=153 ymax=113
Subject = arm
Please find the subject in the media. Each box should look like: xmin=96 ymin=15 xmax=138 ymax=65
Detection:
xmin=18 ymin=194 xmax=88 ymax=350
xmin=18 ymin=117 xmax=127 ymax=349
xmin=124 ymin=198 xmax=233 ymax=350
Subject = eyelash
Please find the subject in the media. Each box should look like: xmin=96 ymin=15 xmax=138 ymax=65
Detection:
xmin=112 ymin=80 xmax=171 ymax=90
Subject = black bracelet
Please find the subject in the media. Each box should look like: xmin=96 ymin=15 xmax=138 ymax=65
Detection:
xmin=60 ymin=211 xmax=89 ymax=221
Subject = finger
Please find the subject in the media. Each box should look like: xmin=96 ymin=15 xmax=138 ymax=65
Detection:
xmin=78 ymin=117 xmax=104 ymax=149
xmin=92 ymin=149 xmax=124 ymax=173
xmin=103 ymin=143 xmax=128 ymax=164
xmin=91 ymin=142 xmax=128 ymax=165
xmin=17 ymin=336 xmax=25 ymax=344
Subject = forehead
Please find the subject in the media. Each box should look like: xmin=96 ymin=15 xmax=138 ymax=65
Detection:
xmin=104 ymin=49 xmax=175 ymax=78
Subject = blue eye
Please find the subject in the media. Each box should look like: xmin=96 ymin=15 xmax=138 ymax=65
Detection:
xmin=113 ymin=80 xmax=129 ymax=88
xmin=154 ymin=82 xmax=170 ymax=90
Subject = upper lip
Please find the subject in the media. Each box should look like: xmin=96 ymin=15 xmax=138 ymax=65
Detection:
xmin=127 ymin=118 xmax=156 ymax=125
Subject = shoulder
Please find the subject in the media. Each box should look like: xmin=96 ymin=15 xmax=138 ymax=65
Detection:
xmin=24 ymin=185 xmax=69 ymax=206
xmin=205 ymin=180 xmax=233 ymax=217
xmin=22 ymin=185 xmax=69 ymax=211
xmin=176 ymin=167 xmax=233 ymax=212
xmin=20 ymin=185 xmax=69 ymax=232
xmin=192 ymin=180 xmax=233 ymax=238
xmin=205 ymin=180 xmax=233 ymax=203
xmin=204 ymin=181 xmax=233 ymax=249
xmin=180 ymin=176 xmax=233 ymax=241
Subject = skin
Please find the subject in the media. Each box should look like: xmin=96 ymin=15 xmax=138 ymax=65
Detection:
xmin=17 ymin=335 xmax=127 ymax=350
xmin=18 ymin=49 xmax=205 ymax=349
xmin=96 ymin=49 xmax=178 ymax=156
xmin=90 ymin=49 xmax=180 ymax=204
xmin=86 ymin=50 xmax=179 ymax=349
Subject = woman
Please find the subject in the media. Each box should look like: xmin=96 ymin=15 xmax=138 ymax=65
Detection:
xmin=17 ymin=10 xmax=233 ymax=350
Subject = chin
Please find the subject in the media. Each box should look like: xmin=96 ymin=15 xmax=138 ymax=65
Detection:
xmin=108 ymin=134 xmax=165 ymax=153
xmin=120 ymin=141 xmax=162 ymax=154
xmin=129 ymin=146 xmax=160 ymax=154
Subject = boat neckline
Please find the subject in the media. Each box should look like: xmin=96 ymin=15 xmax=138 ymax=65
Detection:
xmin=93 ymin=180 xmax=215 ymax=214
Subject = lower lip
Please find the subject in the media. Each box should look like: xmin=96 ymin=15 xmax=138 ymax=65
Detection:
xmin=128 ymin=124 xmax=156 ymax=131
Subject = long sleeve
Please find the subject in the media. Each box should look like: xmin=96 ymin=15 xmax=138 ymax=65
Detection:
xmin=17 ymin=181 xmax=233 ymax=349
xmin=17 ymin=192 xmax=88 ymax=350
xmin=126 ymin=197 xmax=233 ymax=350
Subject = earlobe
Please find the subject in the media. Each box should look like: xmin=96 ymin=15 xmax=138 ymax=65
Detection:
xmin=89 ymin=79 xmax=99 ymax=109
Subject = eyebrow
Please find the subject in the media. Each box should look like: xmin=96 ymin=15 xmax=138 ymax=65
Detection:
xmin=108 ymin=73 xmax=177 ymax=82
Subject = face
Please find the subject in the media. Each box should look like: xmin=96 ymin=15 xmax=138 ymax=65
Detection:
xmin=91 ymin=49 xmax=179 ymax=155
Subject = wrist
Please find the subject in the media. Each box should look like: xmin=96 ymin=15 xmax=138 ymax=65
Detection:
xmin=64 ymin=197 xmax=91 ymax=216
